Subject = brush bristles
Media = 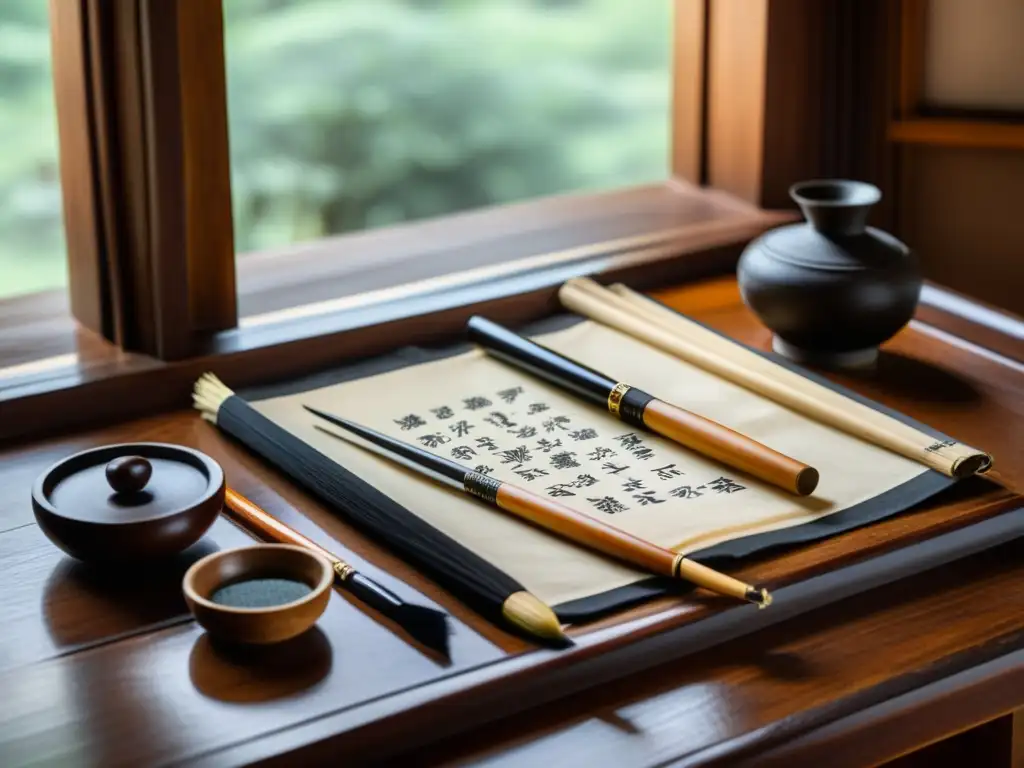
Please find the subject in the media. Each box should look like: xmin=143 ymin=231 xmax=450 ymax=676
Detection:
xmin=502 ymin=591 xmax=568 ymax=645
xmin=192 ymin=373 xmax=235 ymax=423
xmin=394 ymin=603 xmax=452 ymax=655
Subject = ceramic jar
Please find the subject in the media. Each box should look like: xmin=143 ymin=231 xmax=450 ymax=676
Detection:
xmin=737 ymin=179 xmax=921 ymax=368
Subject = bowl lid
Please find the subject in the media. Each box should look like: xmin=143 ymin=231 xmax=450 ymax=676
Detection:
xmin=33 ymin=443 xmax=224 ymax=525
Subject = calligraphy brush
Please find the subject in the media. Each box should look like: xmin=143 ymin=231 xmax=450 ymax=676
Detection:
xmin=305 ymin=406 xmax=772 ymax=608
xmin=222 ymin=487 xmax=450 ymax=657
xmin=193 ymin=374 xmax=567 ymax=647
xmin=466 ymin=316 xmax=819 ymax=497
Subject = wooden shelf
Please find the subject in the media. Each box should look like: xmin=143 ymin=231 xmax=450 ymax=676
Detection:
xmin=889 ymin=119 xmax=1024 ymax=150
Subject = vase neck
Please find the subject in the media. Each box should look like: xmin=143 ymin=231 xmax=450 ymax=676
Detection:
xmin=790 ymin=180 xmax=881 ymax=237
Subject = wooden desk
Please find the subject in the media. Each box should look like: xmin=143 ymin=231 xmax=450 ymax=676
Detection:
xmin=1 ymin=277 xmax=1021 ymax=767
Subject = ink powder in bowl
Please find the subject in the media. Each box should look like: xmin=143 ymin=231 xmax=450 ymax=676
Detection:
xmin=211 ymin=578 xmax=313 ymax=608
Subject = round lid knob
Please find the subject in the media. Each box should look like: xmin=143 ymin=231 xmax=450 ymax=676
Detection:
xmin=105 ymin=456 xmax=153 ymax=495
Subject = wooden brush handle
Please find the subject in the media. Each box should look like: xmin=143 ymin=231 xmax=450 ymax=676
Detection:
xmin=494 ymin=483 xmax=678 ymax=576
xmin=642 ymin=400 xmax=819 ymax=496
xmin=224 ymin=488 xmax=340 ymax=566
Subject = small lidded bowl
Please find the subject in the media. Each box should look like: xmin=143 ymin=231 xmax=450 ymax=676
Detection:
xmin=32 ymin=443 xmax=225 ymax=563
xmin=183 ymin=545 xmax=333 ymax=644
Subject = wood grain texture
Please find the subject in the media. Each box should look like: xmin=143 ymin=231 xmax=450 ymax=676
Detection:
xmin=423 ymin=540 xmax=1024 ymax=767
xmin=1015 ymin=711 xmax=1024 ymax=768
xmin=137 ymin=0 xmax=192 ymax=359
xmin=0 ymin=517 xmax=251 ymax=672
xmin=0 ymin=185 xmax=763 ymax=387
xmin=0 ymin=277 xmax=1021 ymax=766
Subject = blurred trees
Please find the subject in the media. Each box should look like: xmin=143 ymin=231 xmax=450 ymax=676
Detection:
xmin=0 ymin=0 xmax=65 ymax=295
xmin=0 ymin=0 xmax=670 ymax=296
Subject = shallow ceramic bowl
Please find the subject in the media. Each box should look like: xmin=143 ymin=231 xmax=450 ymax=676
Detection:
xmin=32 ymin=443 xmax=224 ymax=563
xmin=183 ymin=544 xmax=333 ymax=645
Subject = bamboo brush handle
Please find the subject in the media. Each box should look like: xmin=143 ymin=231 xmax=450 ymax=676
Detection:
xmin=493 ymin=482 xmax=764 ymax=603
xmin=494 ymin=483 xmax=678 ymax=576
xmin=224 ymin=488 xmax=341 ymax=567
xmin=642 ymin=400 xmax=819 ymax=496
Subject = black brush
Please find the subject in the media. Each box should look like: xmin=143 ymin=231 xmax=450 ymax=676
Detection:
xmin=223 ymin=487 xmax=451 ymax=658
xmin=192 ymin=373 xmax=568 ymax=647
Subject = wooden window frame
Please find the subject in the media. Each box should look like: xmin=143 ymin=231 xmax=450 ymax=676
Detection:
xmin=889 ymin=0 xmax=1024 ymax=151
xmin=4 ymin=0 xmax=900 ymax=443
xmin=49 ymin=0 xmax=236 ymax=360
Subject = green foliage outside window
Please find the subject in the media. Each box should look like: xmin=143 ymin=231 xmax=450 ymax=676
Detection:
xmin=0 ymin=0 xmax=670 ymax=297
xmin=0 ymin=0 xmax=65 ymax=297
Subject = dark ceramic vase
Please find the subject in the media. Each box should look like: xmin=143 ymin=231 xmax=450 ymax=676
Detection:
xmin=737 ymin=179 xmax=921 ymax=368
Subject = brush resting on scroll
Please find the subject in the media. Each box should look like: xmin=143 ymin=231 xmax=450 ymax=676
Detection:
xmin=306 ymin=407 xmax=771 ymax=608
xmin=193 ymin=374 xmax=567 ymax=646
xmin=466 ymin=316 xmax=819 ymax=496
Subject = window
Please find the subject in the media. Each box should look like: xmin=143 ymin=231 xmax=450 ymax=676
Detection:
xmin=224 ymin=0 xmax=672 ymax=254
xmin=5 ymin=0 xmax=872 ymax=442
xmin=0 ymin=1 xmax=65 ymax=299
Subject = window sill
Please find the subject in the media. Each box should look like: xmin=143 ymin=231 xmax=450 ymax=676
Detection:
xmin=0 ymin=182 xmax=787 ymax=444
xmin=235 ymin=182 xmax=762 ymax=317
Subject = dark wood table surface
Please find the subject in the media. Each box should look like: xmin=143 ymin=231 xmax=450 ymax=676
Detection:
xmin=1 ymin=277 xmax=1021 ymax=767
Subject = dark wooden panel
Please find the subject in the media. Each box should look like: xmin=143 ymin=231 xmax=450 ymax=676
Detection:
xmin=707 ymin=0 xmax=895 ymax=216
xmin=897 ymin=0 xmax=929 ymax=118
xmin=848 ymin=715 xmax=1014 ymax=768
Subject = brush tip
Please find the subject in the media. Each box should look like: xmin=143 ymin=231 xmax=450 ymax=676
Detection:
xmin=397 ymin=604 xmax=451 ymax=658
xmin=502 ymin=591 xmax=568 ymax=646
